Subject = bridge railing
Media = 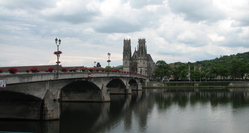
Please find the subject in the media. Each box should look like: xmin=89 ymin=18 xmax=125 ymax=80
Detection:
xmin=0 ymin=71 xmax=148 ymax=84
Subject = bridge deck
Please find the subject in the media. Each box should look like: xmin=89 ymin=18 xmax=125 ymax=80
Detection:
xmin=0 ymin=72 xmax=148 ymax=84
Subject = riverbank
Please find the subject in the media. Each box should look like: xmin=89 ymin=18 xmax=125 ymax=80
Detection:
xmin=145 ymin=81 xmax=249 ymax=92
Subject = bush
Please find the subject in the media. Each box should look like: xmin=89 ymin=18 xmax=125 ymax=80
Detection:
xmin=30 ymin=67 xmax=39 ymax=73
xmin=71 ymin=68 xmax=78 ymax=72
xmin=25 ymin=69 xmax=30 ymax=72
xmin=7 ymin=67 xmax=18 ymax=74
xmin=61 ymin=67 xmax=68 ymax=72
xmin=81 ymin=68 xmax=87 ymax=72
xmin=47 ymin=67 xmax=54 ymax=72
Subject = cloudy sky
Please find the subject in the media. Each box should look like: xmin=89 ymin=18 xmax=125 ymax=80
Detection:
xmin=1 ymin=0 xmax=249 ymax=67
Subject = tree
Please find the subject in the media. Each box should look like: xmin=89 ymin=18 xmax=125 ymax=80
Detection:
xmin=191 ymin=68 xmax=201 ymax=81
xmin=216 ymin=64 xmax=229 ymax=79
xmin=105 ymin=66 xmax=114 ymax=71
xmin=172 ymin=64 xmax=188 ymax=80
xmin=96 ymin=62 xmax=101 ymax=67
xmin=154 ymin=60 xmax=172 ymax=81
xmin=230 ymin=60 xmax=249 ymax=79
xmin=209 ymin=64 xmax=229 ymax=80
xmin=200 ymin=68 xmax=209 ymax=81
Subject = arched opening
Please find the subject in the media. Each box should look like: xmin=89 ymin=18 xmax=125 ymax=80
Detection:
xmin=129 ymin=79 xmax=138 ymax=91
xmin=140 ymin=79 xmax=146 ymax=87
xmin=61 ymin=81 xmax=102 ymax=102
xmin=0 ymin=90 xmax=41 ymax=101
xmin=107 ymin=79 xmax=126 ymax=94
xmin=0 ymin=91 xmax=42 ymax=120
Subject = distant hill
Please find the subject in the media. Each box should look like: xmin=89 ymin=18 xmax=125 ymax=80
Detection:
xmin=171 ymin=51 xmax=249 ymax=67
xmin=113 ymin=65 xmax=123 ymax=70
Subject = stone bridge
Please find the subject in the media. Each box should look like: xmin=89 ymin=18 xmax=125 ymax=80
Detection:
xmin=0 ymin=72 xmax=148 ymax=120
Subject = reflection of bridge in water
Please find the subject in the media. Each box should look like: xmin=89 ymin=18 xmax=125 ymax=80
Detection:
xmin=0 ymin=91 xmax=145 ymax=133
xmin=0 ymin=72 xmax=148 ymax=120
xmin=1 ymin=90 xmax=248 ymax=133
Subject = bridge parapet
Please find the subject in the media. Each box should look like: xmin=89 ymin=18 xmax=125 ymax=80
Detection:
xmin=0 ymin=72 xmax=148 ymax=84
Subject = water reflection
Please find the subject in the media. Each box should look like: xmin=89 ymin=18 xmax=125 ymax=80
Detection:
xmin=154 ymin=91 xmax=249 ymax=110
xmin=0 ymin=120 xmax=59 ymax=133
xmin=1 ymin=90 xmax=249 ymax=133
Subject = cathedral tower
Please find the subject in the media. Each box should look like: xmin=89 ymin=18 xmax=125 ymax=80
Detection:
xmin=122 ymin=38 xmax=155 ymax=78
xmin=137 ymin=39 xmax=147 ymax=58
xmin=137 ymin=39 xmax=147 ymax=75
xmin=123 ymin=39 xmax=131 ymax=72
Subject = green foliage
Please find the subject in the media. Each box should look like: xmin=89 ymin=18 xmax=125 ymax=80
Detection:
xmin=96 ymin=62 xmax=101 ymax=67
xmin=191 ymin=52 xmax=249 ymax=67
xmin=113 ymin=65 xmax=123 ymax=70
xmin=208 ymin=64 xmax=230 ymax=79
xmin=165 ymin=51 xmax=249 ymax=80
xmin=172 ymin=64 xmax=188 ymax=80
xmin=191 ymin=68 xmax=201 ymax=81
xmin=154 ymin=60 xmax=172 ymax=79
xmin=230 ymin=60 xmax=249 ymax=78
xmin=105 ymin=66 xmax=114 ymax=71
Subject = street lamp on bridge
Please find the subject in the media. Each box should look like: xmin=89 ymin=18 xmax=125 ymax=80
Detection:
xmin=107 ymin=53 xmax=111 ymax=66
xmin=54 ymin=38 xmax=62 ymax=78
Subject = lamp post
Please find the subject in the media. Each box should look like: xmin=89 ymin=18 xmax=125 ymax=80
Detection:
xmin=54 ymin=38 xmax=61 ymax=78
xmin=188 ymin=62 xmax=190 ymax=82
xmin=107 ymin=53 xmax=111 ymax=66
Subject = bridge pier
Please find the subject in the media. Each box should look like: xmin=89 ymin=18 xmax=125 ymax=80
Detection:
xmin=137 ymin=81 xmax=143 ymax=91
xmin=41 ymin=90 xmax=60 ymax=120
xmin=125 ymin=82 xmax=132 ymax=94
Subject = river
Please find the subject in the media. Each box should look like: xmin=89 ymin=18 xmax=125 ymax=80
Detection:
xmin=1 ymin=89 xmax=249 ymax=133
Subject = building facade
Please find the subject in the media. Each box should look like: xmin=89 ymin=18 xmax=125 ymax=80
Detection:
xmin=123 ymin=38 xmax=155 ymax=78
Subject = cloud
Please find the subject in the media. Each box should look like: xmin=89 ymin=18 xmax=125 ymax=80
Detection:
xmin=156 ymin=13 xmax=210 ymax=47
xmin=128 ymin=0 xmax=164 ymax=8
xmin=95 ymin=18 xmax=142 ymax=33
xmin=168 ymin=0 xmax=225 ymax=23
xmin=1 ymin=0 xmax=249 ymax=67
xmin=207 ymin=33 xmax=225 ymax=42
xmin=94 ymin=0 xmax=143 ymax=33
xmin=0 ymin=0 xmax=56 ymax=10
xmin=94 ymin=0 xmax=166 ymax=33
xmin=214 ymin=0 xmax=249 ymax=27
xmin=41 ymin=0 xmax=101 ymax=24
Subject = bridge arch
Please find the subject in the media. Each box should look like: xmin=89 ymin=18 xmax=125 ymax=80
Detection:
xmin=0 ymin=90 xmax=41 ymax=101
xmin=107 ymin=78 xmax=127 ymax=94
xmin=61 ymin=81 xmax=104 ymax=102
xmin=129 ymin=79 xmax=138 ymax=91
xmin=0 ymin=90 xmax=48 ymax=120
xmin=139 ymin=79 xmax=146 ymax=87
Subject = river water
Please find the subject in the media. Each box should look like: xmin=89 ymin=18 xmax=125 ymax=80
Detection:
xmin=1 ymin=89 xmax=249 ymax=133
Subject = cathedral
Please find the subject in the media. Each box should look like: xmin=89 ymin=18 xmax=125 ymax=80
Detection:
xmin=123 ymin=38 xmax=155 ymax=78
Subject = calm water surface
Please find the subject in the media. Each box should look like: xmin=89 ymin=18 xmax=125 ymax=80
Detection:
xmin=1 ymin=89 xmax=249 ymax=133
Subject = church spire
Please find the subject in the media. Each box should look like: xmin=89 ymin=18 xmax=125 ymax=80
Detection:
xmin=123 ymin=39 xmax=131 ymax=59
xmin=138 ymin=38 xmax=147 ymax=57
xmin=123 ymin=39 xmax=131 ymax=72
